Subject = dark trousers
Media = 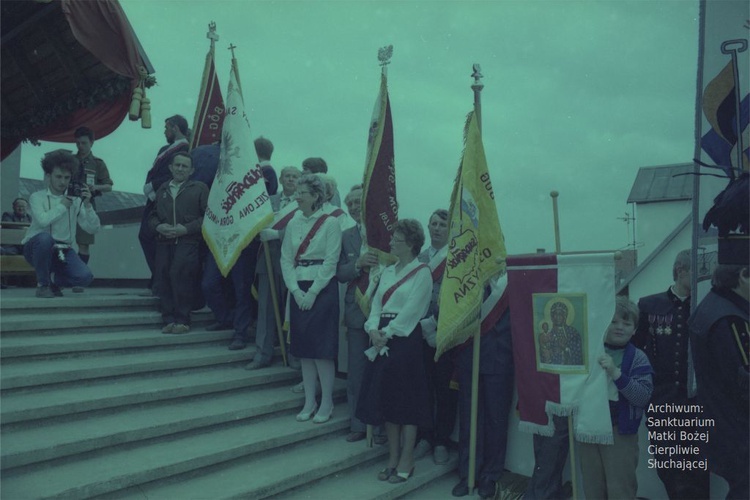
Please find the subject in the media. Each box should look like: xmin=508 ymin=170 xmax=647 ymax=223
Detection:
xmin=201 ymin=242 xmax=258 ymax=341
xmin=457 ymin=367 xmax=514 ymax=482
xmin=253 ymin=250 xmax=285 ymax=363
xmin=138 ymin=203 xmax=156 ymax=277
xmin=346 ymin=327 xmax=370 ymax=433
xmin=524 ymin=415 xmax=570 ymax=500
xmin=156 ymin=241 xmax=200 ymax=325
xmin=421 ymin=343 xmax=458 ymax=447
xmin=23 ymin=233 xmax=93 ymax=287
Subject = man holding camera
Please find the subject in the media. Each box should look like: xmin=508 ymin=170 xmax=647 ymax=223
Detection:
xmin=22 ymin=150 xmax=100 ymax=298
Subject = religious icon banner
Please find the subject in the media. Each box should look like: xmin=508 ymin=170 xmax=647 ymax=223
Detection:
xmin=507 ymin=252 xmax=615 ymax=444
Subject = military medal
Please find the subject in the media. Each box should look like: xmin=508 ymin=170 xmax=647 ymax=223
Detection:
xmin=656 ymin=316 xmax=664 ymax=335
xmin=664 ymin=314 xmax=673 ymax=335
xmin=649 ymin=314 xmax=656 ymax=334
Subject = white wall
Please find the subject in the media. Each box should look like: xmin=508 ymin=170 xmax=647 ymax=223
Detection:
xmin=1 ymin=147 xmax=22 ymax=212
xmin=87 ymin=223 xmax=150 ymax=280
xmin=636 ymin=200 xmax=690 ymax=259
xmin=627 ymin=225 xmax=693 ymax=302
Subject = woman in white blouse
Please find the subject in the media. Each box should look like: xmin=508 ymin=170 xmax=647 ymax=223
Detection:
xmin=355 ymin=219 xmax=433 ymax=483
xmin=280 ymin=174 xmax=342 ymax=423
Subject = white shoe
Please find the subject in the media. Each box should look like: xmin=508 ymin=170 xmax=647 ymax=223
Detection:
xmin=296 ymin=403 xmax=318 ymax=422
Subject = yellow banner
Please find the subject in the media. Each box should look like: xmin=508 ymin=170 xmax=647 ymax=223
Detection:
xmin=435 ymin=111 xmax=507 ymax=359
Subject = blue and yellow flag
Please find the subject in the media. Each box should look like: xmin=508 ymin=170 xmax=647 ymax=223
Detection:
xmin=435 ymin=110 xmax=507 ymax=359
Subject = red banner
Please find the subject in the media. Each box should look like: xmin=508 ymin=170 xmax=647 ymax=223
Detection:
xmin=361 ymin=72 xmax=397 ymax=257
xmin=190 ymin=46 xmax=225 ymax=149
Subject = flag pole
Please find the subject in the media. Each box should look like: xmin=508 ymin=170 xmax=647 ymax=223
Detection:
xmin=551 ymin=190 xmax=561 ymax=253
xmin=263 ymin=240 xmax=288 ymax=366
xmin=466 ymin=63 xmax=484 ymax=495
xmin=550 ymin=192 xmax=578 ymax=500
xmin=228 ymin=43 xmax=241 ymax=96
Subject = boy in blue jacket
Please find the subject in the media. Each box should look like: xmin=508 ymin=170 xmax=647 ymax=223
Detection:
xmin=580 ymin=296 xmax=653 ymax=499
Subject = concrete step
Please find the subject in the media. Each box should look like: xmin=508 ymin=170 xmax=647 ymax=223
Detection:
xmin=102 ymin=428 xmax=389 ymax=500
xmin=0 ymin=341 xmax=253 ymax=389
xmin=0 ymin=328 xmax=231 ymax=358
xmin=0 ymin=308 xmax=213 ymax=334
xmin=0 ymin=364 xmax=297 ymax=424
xmin=399 ymin=468 xmax=460 ymax=499
xmin=1 ymin=401 xmax=353 ymax=500
xmin=281 ymin=450 xmax=458 ymax=500
xmin=0 ymin=290 xmax=158 ymax=315
xmin=1 ymin=379 xmax=347 ymax=469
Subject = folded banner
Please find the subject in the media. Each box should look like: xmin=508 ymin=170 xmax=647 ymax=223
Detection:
xmin=435 ymin=110 xmax=507 ymax=360
xmin=358 ymin=69 xmax=398 ymax=315
xmin=202 ymin=60 xmax=273 ymax=276
xmin=190 ymin=30 xmax=225 ymax=150
xmin=507 ymin=252 xmax=615 ymax=444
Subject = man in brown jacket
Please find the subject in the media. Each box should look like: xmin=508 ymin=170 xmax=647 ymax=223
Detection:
xmin=148 ymin=152 xmax=208 ymax=334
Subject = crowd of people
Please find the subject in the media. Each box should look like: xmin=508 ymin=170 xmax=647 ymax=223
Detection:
xmin=10 ymin=115 xmax=748 ymax=499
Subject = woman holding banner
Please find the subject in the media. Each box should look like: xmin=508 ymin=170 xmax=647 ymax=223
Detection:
xmin=280 ymin=174 xmax=342 ymax=424
xmin=355 ymin=219 xmax=433 ymax=483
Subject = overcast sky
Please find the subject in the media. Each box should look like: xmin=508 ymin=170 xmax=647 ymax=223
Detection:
xmin=19 ymin=0 xmax=700 ymax=255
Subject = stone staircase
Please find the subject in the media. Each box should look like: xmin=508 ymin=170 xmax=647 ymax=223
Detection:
xmin=0 ymin=288 xmax=458 ymax=499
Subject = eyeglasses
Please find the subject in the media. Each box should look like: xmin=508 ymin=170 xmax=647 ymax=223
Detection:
xmin=391 ymin=238 xmax=406 ymax=243
xmin=296 ymin=190 xmax=311 ymax=196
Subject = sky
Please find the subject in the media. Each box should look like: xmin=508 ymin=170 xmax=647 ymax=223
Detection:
xmin=19 ymin=0 xmax=700 ymax=255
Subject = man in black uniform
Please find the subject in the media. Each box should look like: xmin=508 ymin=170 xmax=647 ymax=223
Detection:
xmin=634 ymin=249 xmax=709 ymax=499
xmin=690 ymin=261 xmax=749 ymax=500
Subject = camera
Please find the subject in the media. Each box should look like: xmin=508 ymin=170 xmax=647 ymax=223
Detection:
xmin=67 ymin=181 xmax=85 ymax=197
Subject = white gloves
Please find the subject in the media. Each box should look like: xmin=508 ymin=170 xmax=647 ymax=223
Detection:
xmin=292 ymin=289 xmax=305 ymax=308
xmin=420 ymin=316 xmax=438 ymax=348
xmin=260 ymin=229 xmax=280 ymax=242
xmin=297 ymin=290 xmax=318 ymax=311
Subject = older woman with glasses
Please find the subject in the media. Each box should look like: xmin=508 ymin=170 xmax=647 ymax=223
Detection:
xmin=356 ymin=219 xmax=433 ymax=484
xmin=280 ymin=173 xmax=342 ymax=423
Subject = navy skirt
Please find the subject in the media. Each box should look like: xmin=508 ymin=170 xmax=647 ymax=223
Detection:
xmin=355 ymin=315 xmax=432 ymax=428
xmin=289 ymin=279 xmax=339 ymax=359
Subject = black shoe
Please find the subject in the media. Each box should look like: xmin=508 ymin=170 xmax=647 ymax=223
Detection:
xmin=206 ymin=322 xmax=233 ymax=331
xmin=452 ymin=479 xmax=469 ymax=497
xmin=228 ymin=338 xmax=247 ymax=350
xmin=50 ymin=284 xmax=64 ymax=297
xmin=478 ymin=478 xmax=497 ymax=499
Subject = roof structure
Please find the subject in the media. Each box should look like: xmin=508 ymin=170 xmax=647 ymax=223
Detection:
xmin=17 ymin=177 xmax=145 ymax=213
xmin=626 ymin=163 xmax=694 ymax=204
xmin=1 ymin=0 xmax=154 ymax=160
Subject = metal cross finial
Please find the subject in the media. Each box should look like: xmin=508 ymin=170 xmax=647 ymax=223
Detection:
xmin=228 ymin=43 xmax=237 ymax=59
xmin=471 ymin=64 xmax=484 ymax=89
xmin=207 ymin=22 xmax=219 ymax=42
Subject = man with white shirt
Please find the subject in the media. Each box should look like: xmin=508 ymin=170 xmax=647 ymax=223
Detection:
xmin=23 ymin=150 xmax=100 ymax=298
xmin=139 ymin=115 xmax=190 ymax=285
xmin=416 ymin=208 xmax=457 ymax=465
xmin=246 ymin=166 xmax=301 ymax=367
xmin=335 ymin=185 xmax=383 ymax=442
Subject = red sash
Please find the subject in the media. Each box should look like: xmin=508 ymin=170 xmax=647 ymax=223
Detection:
xmin=431 ymin=259 xmax=446 ymax=282
xmin=272 ymin=207 xmax=298 ymax=230
xmin=330 ymin=207 xmax=345 ymax=218
xmin=382 ymin=264 xmax=428 ymax=307
xmin=294 ymin=214 xmax=331 ymax=264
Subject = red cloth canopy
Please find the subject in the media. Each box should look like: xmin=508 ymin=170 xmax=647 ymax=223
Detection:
xmin=1 ymin=0 xmax=150 ymax=160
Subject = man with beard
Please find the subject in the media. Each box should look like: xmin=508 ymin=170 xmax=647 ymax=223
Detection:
xmin=139 ymin=115 xmax=190 ymax=288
